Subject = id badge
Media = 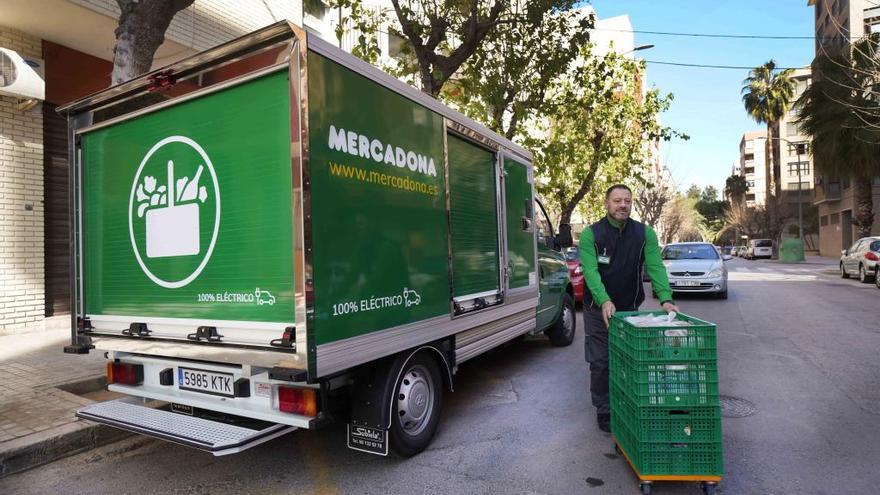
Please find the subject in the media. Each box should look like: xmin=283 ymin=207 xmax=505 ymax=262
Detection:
xmin=597 ymin=255 xmax=611 ymax=265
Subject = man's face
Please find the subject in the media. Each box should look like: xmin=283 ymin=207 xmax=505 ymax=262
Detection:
xmin=605 ymin=188 xmax=632 ymax=222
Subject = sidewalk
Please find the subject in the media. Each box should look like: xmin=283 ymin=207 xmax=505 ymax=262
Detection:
xmin=0 ymin=325 xmax=126 ymax=477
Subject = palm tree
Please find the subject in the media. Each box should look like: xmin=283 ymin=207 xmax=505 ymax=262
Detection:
xmin=795 ymin=37 xmax=880 ymax=239
xmin=725 ymin=174 xmax=749 ymax=206
xmin=741 ymin=61 xmax=796 ymax=228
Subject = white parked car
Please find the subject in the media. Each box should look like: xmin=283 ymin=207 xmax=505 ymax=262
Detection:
xmin=660 ymin=242 xmax=730 ymax=299
xmin=840 ymin=236 xmax=880 ymax=284
xmin=746 ymin=239 xmax=773 ymax=260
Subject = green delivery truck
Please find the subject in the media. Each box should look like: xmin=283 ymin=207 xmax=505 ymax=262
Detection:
xmin=59 ymin=21 xmax=575 ymax=457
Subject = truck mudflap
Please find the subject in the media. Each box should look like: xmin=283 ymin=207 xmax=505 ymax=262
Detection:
xmin=76 ymin=398 xmax=296 ymax=456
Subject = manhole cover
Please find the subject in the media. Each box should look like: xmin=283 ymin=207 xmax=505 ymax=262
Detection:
xmin=720 ymin=395 xmax=757 ymax=418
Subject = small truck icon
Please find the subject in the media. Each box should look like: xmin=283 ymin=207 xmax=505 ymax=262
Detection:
xmin=403 ymin=287 xmax=421 ymax=307
xmin=255 ymin=288 xmax=275 ymax=306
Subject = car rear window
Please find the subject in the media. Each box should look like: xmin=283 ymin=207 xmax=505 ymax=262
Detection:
xmin=662 ymin=244 xmax=719 ymax=260
xmin=871 ymin=240 xmax=880 ymax=252
xmin=755 ymin=240 xmax=772 ymax=247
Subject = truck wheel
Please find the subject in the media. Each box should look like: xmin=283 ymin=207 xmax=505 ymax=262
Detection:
xmin=546 ymin=293 xmax=576 ymax=347
xmin=389 ymin=353 xmax=443 ymax=457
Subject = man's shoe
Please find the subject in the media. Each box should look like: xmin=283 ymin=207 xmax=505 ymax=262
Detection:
xmin=597 ymin=413 xmax=611 ymax=432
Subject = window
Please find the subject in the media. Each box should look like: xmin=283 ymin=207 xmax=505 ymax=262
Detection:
xmin=662 ymin=244 xmax=719 ymax=260
xmin=745 ymin=167 xmax=755 ymax=175
xmin=786 ymin=181 xmax=810 ymax=191
xmin=746 ymin=180 xmax=755 ymax=188
xmin=821 ymin=215 xmax=829 ymax=226
xmin=788 ymin=162 xmax=810 ymax=176
xmin=304 ymin=0 xmax=328 ymax=18
xmin=842 ymin=177 xmax=851 ymax=189
xmin=746 ymin=193 xmax=756 ymax=201
xmin=786 ymin=122 xmax=799 ymax=136
xmin=831 ymin=213 xmax=840 ymax=224
xmin=745 ymin=140 xmax=754 ymax=150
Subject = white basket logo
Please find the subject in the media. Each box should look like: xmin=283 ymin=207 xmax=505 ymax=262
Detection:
xmin=128 ymin=136 xmax=221 ymax=289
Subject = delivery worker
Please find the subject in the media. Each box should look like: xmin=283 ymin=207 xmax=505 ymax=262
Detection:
xmin=579 ymin=184 xmax=678 ymax=432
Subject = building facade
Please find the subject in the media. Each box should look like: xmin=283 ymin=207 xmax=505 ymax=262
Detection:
xmin=738 ymin=130 xmax=768 ymax=208
xmin=0 ymin=0 xmax=302 ymax=335
xmin=808 ymin=0 xmax=880 ymax=256
xmin=771 ymin=67 xmax=818 ymax=244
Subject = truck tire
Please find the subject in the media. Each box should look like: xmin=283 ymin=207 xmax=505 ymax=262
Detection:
xmin=389 ymin=353 xmax=443 ymax=457
xmin=546 ymin=293 xmax=576 ymax=347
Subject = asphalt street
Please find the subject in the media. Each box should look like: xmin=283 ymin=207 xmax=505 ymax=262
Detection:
xmin=2 ymin=257 xmax=878 ymax=495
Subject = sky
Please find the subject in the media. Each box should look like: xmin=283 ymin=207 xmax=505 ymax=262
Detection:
xmin=586 ymin=0 xmax=816 ymax=196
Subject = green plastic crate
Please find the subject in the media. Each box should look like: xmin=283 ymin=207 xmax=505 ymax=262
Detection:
xmin=610 ymin=345 xmax=719 ymax=407
xmin=611 ymin=383 xmax=722 ymax=444
xmin=610 ymin=311 xmax=717 ymax=362
xmin=613 ymin=416 xmax=724 ymax=477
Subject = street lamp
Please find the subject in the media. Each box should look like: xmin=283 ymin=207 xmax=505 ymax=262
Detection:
xmin=754 ymin=136 xmax=809 ymax=242
xmin=621 ymin=44 xmax=655 ymax=55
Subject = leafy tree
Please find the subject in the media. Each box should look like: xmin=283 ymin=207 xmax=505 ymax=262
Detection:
xmin=685 ymin=184 xmax=702 ymax=200
xmin=112 ymin=0 xmax=195 ymax=84
xmin=725 ymin=174 xmax=748 ymax=205
xmin=445 ymin=1 xmax=593 ymax=139
xmin=331 ymin=0 xmax=507 ymax=96
xmin=524 ymin=49 xmax=684 ymax=231
xmin=659 ymin=195 xmax=706 ymax=243
xmin=742 ymin=60 xmax=795 ymax=227
xmin=795 ymin=36 xmax=880 ymax=238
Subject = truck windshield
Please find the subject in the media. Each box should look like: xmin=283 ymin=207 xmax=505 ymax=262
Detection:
xmin=662 ymin=244 xmax=719 ymax=260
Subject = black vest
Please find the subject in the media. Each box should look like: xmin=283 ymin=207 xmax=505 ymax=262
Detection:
xmin=586 ymin=217 xmax=647 ymax=311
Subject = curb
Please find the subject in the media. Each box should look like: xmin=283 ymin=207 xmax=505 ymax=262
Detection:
xmin=0 ymin=418 xmax=131 ymax=478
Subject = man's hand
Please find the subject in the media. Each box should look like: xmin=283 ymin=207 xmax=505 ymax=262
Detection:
xmin=601 ymin=300 xmax=616 ymax=327
xmin=661 ymin=301 xmax=679 ymax=314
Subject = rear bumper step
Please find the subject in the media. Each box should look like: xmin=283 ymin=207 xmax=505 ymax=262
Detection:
xmin=76 ymin=399 xmax=296 ymax=456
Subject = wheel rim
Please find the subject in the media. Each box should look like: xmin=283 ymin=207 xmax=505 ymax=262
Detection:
xmin=396 ymin=364 xmax=435 ymax=436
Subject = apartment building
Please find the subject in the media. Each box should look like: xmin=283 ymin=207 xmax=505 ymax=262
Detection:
xmin=0 ymin=0 xmax=301 ymax=335
xmin=738 ymin=130 xmax=768 ymax=208
xmin=808 ymin=0 xmax=880 ymax=256
xmin=771 ymin=67 xmax=817 ymax=240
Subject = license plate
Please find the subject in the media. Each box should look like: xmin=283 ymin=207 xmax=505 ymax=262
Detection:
xmin=347 ymin=424 xmax=388 ymax=456
xmin=178 ymin=367 xmax=234 ymax=397
xmin=675 ymin=280 xmax=700 ymax=287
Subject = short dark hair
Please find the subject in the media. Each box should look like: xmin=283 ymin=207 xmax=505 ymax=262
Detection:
xmin=605 ymin=184 xmax=632 ymax=199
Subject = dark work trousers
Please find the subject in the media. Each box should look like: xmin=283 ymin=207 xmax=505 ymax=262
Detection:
xmin=583 ymin=305 xmax=610 ymax=415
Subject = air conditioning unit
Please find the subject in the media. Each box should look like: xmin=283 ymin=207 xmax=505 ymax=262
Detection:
xmin=0 ymin=47 xmax=45 ymax=101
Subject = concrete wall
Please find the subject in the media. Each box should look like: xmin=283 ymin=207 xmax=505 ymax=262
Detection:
xmin=0 ymin=26 xmax=45 ymax=335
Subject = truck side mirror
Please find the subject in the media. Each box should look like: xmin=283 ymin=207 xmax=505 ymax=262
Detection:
xmin=557 ymin=223 xmax=573 ymax=249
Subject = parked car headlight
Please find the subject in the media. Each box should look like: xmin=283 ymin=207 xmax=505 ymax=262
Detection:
xmin=706 ymin=268 xmax=723 ymax=278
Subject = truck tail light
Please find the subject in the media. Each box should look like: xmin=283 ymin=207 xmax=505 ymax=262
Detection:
xmin=866 ymin=252 xmax=879 ymax=261
xmin=276 ymin=386 xmax=317 ymax=416
xmin=107 ymin=362 xmax=144 ymax=385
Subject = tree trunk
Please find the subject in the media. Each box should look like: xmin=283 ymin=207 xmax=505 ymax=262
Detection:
xmin=557 ymin=133 xmax=604 ymax=230
xmin=765 ymin=124 xmax=776 ymax=229
xmin=853 ymin=175 xmax=875 ymax=238
xmin=112 ymin=0 xmax=195 ymax=85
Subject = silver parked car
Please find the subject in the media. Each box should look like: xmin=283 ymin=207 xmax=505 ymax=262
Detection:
xmin=661 ymin=242 xmax=730 ymax=299
xmin=840 ymin=236 xmax=880 ymax=284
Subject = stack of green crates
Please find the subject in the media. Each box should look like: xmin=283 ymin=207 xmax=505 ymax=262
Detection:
xmin=609 ymin=311 xmax=724 ymax=477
